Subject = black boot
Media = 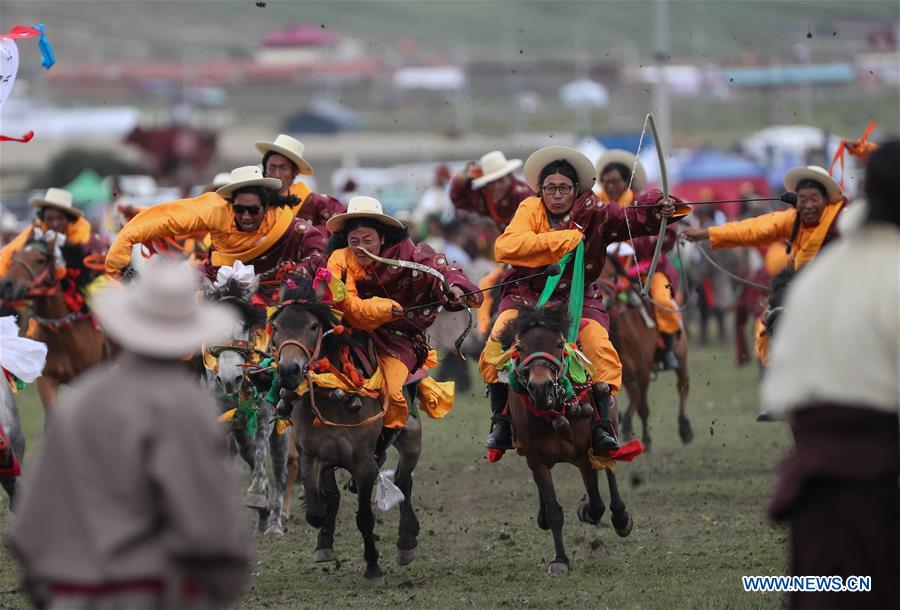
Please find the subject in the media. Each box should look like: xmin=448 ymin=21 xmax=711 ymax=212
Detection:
xmin=660 ymin=332 xmax=680 ymax=370
xmin=485 ymin=383 xmax=512 ymax=450
xmin=591 ymin=383 xmax=619 ymax=455
xmin=374 ymin=427 xmax=401 ymax=468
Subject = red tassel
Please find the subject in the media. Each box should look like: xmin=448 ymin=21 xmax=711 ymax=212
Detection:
xmin=332 ymin=324 xmax=345 ymax=334
xmin=608 ymin=439 xmax=645 ymax=462
xmin=485 ymin=448 xmax=505 ymax=463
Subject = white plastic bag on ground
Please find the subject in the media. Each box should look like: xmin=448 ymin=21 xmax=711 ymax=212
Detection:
xmin=0 ymin=316 xmax=48 ymax=382
xmin=374 ymin=469 xmax=404 ymax=511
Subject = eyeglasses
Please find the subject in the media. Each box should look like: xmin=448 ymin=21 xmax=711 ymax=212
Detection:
xmin=542 ymin=184 xmax=574 ymax=195
xmin=233 ymin=204 xmax=263 ymax=215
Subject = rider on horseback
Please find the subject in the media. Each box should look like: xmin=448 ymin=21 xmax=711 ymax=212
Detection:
xmin=682 ymin=166 xmax=845 ymax=363
xmin=325 ymin=196 xmax=483 ymax=462
xmin=0 ymin=188 xmax=106 ymax=285
xmin=105 ymin=166 xmax=326 ymax=304
xmin=256 ymin=134 xmax=347 ymax=235
xmin=596 ymin=150 xmax=683 ymax=370
xmin=479 ymin=146 xmax=688 ymax=456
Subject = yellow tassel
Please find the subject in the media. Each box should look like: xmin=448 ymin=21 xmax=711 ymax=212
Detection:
xmin=275 ymin=419 xmax=292 ymax=435
xmin=218 ymin=408 xmax=237 ymax=424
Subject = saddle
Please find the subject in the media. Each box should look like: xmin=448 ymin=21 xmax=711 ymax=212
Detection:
xmin=326 ymin=330 xmax=425 ymax=387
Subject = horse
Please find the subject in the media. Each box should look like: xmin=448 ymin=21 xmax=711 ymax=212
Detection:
xmin=0 ymin=238 xmax=107 ymax=415
xmin=202 ymin=276 xmax=292 ymax=538
xmin=607 ymin=290 xmax=693 ymax=450
xmin=272 ymin=277 xmax=422 ymax=583
xmin=0 ymin=380 xmax=25 ymax=507
xmin=499 ymin=304 xmax=633 ymax=575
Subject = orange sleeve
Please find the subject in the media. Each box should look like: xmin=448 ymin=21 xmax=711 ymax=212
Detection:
xmin=105 ymin=193 xmax=229 ymax=273
xmin=494 ymin=197 xmax=583 ymax=267
xmin=326 ymin=250 xmax=400 ymax=332
xmin=0 ymin=225 xmax=34 ymax=275
xmin=708 ymin=209 xmax=795 ymax=250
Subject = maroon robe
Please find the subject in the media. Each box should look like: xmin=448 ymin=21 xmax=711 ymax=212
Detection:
xmin=350 ymin=239 xmax=482 ymax=371
xmin=499 ymin=189 xmax=682 ymax=329
xmin=449 ymin=175 xmax=534 ymax=229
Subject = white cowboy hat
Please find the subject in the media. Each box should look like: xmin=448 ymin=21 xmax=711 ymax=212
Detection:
xmin=523 ymin=145 xmax=596 ymax=193
xmin=325 ymin=195 xmax=405 ymax=234
xmin=211 ymin=172 xmax=232 ymax=188
xmin=255 ymin=134 xmax=313 ymax=176
xmin=93 ymin=258 xmax=236 ymax=358
xmin=783 ymin=166 xmax=843 ymax=203
xmin=29 ymin=188 xmax=83 ymax=218
xmin=215 ymin=166 xmax=282 ymax=198
xmin=472 ymin=150 xmax=523 ymax=189
xmin=595 ymin=149 xmax=647 ymax=191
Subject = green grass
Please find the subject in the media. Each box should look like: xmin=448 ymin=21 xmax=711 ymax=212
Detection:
xmin=0 ymin=342 xmax=793 ymax=608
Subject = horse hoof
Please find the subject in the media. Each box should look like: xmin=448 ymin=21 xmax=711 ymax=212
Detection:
xmin=678 ymin=415 xmax=694 ymax=444
xmin=313 ymin=548 xmax=334 ymax=563
xmin=613 ymin=513 xmax=634 ymax=537
xmin=577 ymin=501 xmax=602 ymax=525
xmin=264 ymin=526 xmax=284 ymax=540
xmin=246 ymin=493 xmax=268 ymax=510
xmin=397 ymin=547 xmax=417 ymax=566
xmin=364 ymin=568 xmax=385 ymax=586
xmin=546 ymin=560 xmax=570 ymax=575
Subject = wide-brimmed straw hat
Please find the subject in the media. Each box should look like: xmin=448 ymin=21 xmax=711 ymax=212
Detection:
xmin=93 ymin=258 xmax=236 ymax=358
xmin=325 ymin=195 xmax=405 ymax=234
xmin=595 ymin=149 xmax=647 ymax=191
xmin=783 ymin=166 xmax=843 ymax=203
xmin=29 ymin=188 xmax=83 ymax=218
xmin=523 ymin=146 xmax=596 ymax=193
xmin=472 ymin=150 xmax=523 ymax=189
xmin=255 ymin=134 xmax=313 ymax=176
xmin=215 ymin=166 xmax=282 ymax=198
xmin=211 ymin=172 xmax=232 ymax=188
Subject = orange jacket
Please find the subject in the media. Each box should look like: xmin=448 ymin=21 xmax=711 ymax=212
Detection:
xmin=105 ymin=192 xmax=294 ymax=273
xmin=494 ymin=196 xmax=584 ymax=267
xmin=327 ymin=248 xmax=401 ymax=331
xmin=709 ymin=202 xmax=843 ymax=270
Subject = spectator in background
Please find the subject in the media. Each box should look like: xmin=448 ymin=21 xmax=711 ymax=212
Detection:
xmin=413 ymin=164 xmax=453 ymax=230
xmin=763 ymin=141 xmax=900 ymax=610
xmin=7 ymin=258 xmax=252 ymax=610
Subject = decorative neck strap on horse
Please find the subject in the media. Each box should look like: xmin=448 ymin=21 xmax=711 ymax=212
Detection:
xmin=536 ymin=241 xmax=585 ymax=343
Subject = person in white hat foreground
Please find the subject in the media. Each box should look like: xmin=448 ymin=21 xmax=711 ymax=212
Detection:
xmin=682 ymin=165 xmax=847 ymax=364
xmin=105 ymin=166 xmax=326 ymax=305
xmin=0 ymin=188 xmax=106 ymax=281
xmin=597 ymin=149 xmax=683 ymax=370
xmin=7 ymin=258 xmax=252 ymax=610
xmin=478 ymin=146 xmax=689 ymax=456
xmin=325 ymin=195 xmax=483 ymax=461
xmin=256 ymin=133 xmax=346 ymax=234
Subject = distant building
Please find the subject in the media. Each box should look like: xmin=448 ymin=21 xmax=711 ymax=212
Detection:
xmin=256 ymin=22 xmax=362 ymax=65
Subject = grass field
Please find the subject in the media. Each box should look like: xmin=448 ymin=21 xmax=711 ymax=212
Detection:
xmin=0 ymin=342 xmax=793 ymax=609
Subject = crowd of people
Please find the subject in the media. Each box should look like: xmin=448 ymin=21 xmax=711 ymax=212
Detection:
xmin=0 ymin=128 xmax=897 ymax=608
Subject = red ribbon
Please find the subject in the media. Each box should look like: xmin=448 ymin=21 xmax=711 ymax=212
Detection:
xmin=0 ymin=131 xmax=35 ymax=143
xmin=829 ymin=121 xmax=876 ymax=190
xmin=0 ymin=26 xmax=40 ymax=40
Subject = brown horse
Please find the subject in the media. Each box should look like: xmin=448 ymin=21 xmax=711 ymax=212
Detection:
xmin=500 ymin=305 xmax=633 ymax=575
xmin=0 ymin=239 xmax=107 ymax=414
xmin=609 ymin=293 xmax=692 ymax=450
xmin=271 ymin=278 xmax=422 ymax=583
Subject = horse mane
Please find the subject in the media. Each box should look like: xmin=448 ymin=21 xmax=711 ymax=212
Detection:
xmin=214 ymin=278 xmax=266 ymax=331
xmin=276 ymin=276 xmax=340 ymax=328
xmin=498 ymin=304 xmax=569 ymax=350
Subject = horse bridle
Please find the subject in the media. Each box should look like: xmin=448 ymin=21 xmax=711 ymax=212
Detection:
xmin=512 ymin=346 xmax=568 ymax=408
xmin=274 ymin=324 xmax=326 ymax=371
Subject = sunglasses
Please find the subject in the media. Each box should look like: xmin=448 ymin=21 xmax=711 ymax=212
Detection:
xmin=233 ymin=204 xmax=263 ymax=215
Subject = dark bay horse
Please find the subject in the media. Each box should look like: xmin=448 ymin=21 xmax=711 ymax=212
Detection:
xmin=499 ymin=305 xmax=633 ymax=575
xmin=0 ymin=239 xmax=107 ymax=414
xmin=271 ymin=278 xmax=422 ymax=583
xmin=608 ymin=293 xmax=692 ymax=450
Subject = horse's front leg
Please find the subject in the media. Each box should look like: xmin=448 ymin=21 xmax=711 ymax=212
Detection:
xmin=394 ymin=418 xmax=422 ymax=566
xmin=353 ymin=454 xmax=383 ymax=583
xmin=605 ymin=469 xmax=633 ymax=537
xmin=526 ymin=456 xmax=568 ymax=574
xmin=675 ymin=347 xmax=693 ymax=444
xmin=35 ymin=376 xmax=59 ymax=428
xmin=314 ymin=468 xmax=340 ymax=562
xmin=576 ymin=462 xmax=606 ymax=525
xmin=300 ymin=447 xmax=324 ymax=529
xmin=282 ymin=424 xmax=300 ymax=519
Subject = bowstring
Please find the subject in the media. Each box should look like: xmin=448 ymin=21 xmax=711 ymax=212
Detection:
xmin=620 ymin=113 xmax=651 ymax=294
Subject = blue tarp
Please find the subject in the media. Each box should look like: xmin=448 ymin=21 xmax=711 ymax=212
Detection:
xmin=590 ymin=133 xmax=654 ymax=154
